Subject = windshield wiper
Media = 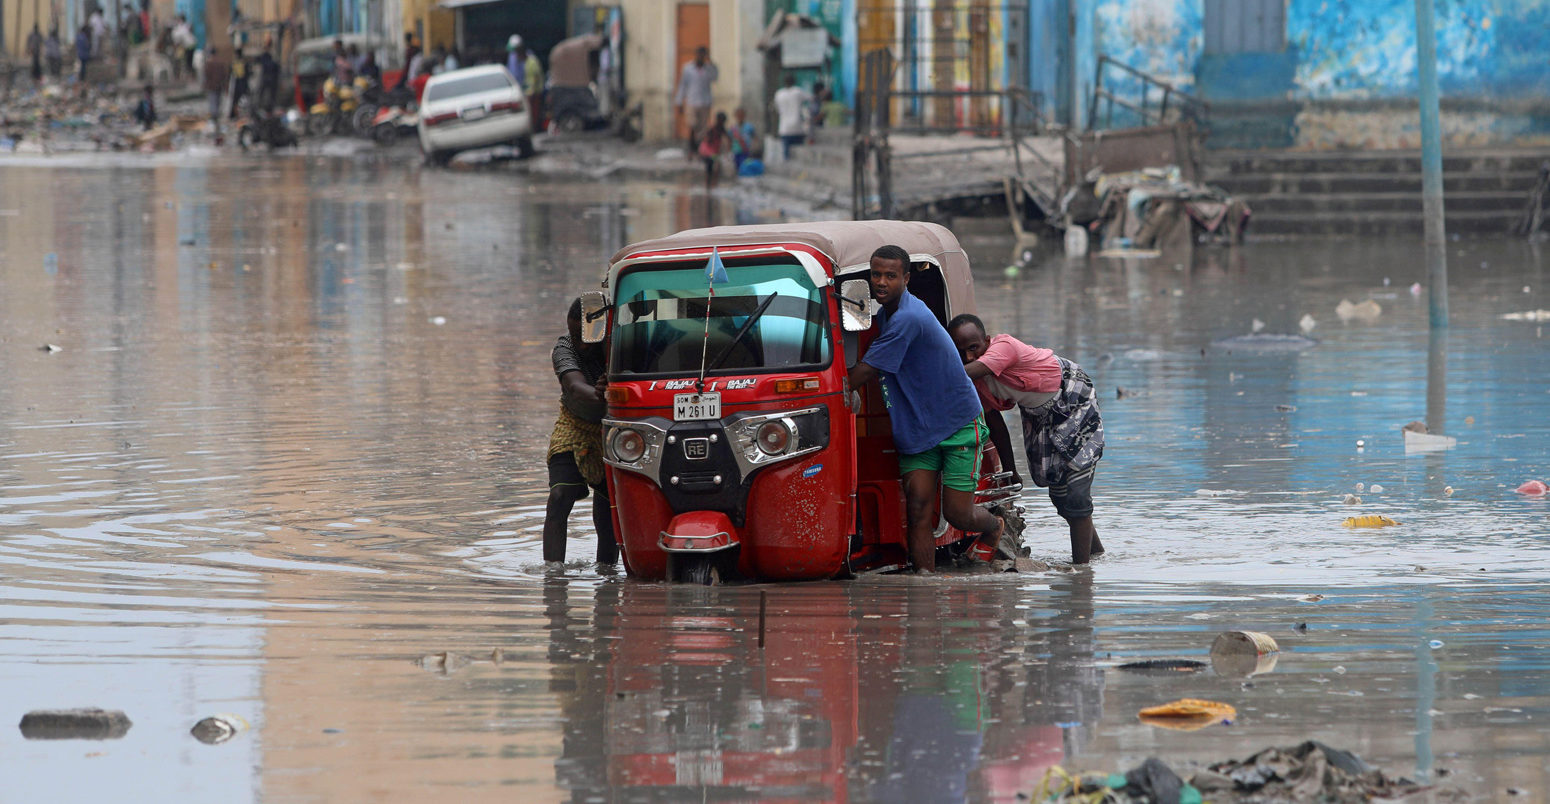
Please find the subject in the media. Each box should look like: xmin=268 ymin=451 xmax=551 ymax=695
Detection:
xmin=707 ymin=292 xmax=778 ymax=371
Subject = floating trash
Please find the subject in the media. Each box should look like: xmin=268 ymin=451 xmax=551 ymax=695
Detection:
xmin=1211 ymin=631 xmax=1280 ymax=677
xmin=1117 ymin=659 xmax=1208 ymax=675
xmin=1138 ymin=698 xmax=1237 ymax=731
xmin=19 ymin=708 xmax=132 ymax=740
xmin=191 ymin=714 xmax=250 ymax=745
xmin=1516 ymin=480 xmax=1548 ymax=496
xmin=1212 ymin=333 xmax=1317 ymax=352
xmin=1342 ymin=515 xmax=1399 ymax=528
xmin=1336 ymin=298 xmax=1383 ymax=321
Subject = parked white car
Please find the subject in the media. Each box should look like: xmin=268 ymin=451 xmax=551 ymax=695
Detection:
xmin=417 ymin=65 xmax=533 ymax=164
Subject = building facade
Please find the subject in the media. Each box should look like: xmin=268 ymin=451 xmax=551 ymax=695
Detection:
xmin=571 ymin=0 xmax=764 ymax=143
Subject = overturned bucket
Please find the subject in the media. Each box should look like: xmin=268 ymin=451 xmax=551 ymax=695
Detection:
xmin=1211 ymin=630 xmax=1280 ymax=677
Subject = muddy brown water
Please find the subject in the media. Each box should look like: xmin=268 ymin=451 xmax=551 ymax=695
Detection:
xmin=1 ymin=157 xmax=1548 ymax=801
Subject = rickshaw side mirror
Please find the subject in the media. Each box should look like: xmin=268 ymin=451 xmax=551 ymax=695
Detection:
xmin=579 ymin=290 xmax=610 ymax=343
xmin=838 ymin=279 xmax=874 ymax=332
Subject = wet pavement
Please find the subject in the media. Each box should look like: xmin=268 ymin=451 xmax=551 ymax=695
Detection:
xmin=1 ymin=156 xmax=1548 ymax=801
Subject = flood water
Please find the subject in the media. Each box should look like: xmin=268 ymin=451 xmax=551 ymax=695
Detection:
xmin=1 ymin=157 xmax=1548 ymax=802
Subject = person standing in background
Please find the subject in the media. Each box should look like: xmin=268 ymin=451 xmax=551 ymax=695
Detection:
xmin=75 ymin=25 xmax=93 ymax=84
xmin=518 ymin=41 xmax=543 ymax=130
xmin=255 ymin=39 xmax=280 ymax=111
xmin=202 ymin=46 xmax=230 ymax=136
xmin=728 ymin=107 xmax=756 ymax=173
xmin=26 ymin=25 xmax=44 ymax=83
xmin=46 ymin=29 xmax=64 ymax=78
xmin=772 ymin=74 xmax=811 ymax=160
xmin=505 ymin=34 xmax=525 ymax=84
xmin=228 ymin=47 xmax=250 ymax=118
xmin=673 ymin=46 xmax=717 ymax=157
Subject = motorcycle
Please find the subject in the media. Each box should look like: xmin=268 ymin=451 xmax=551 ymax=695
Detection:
xmin=237 ymin=107 xmax=301 ymax=151
xmin=304 ymin=75 xmax=369 ymax=136
xmin=349 ymin=79 xmax=411 ymax=137
xmin=369 ymin=103 xmax=418 ymax=146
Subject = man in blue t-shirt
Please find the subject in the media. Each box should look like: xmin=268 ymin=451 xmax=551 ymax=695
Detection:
xmin=846 ymin=245 xmax=1003 ymax=572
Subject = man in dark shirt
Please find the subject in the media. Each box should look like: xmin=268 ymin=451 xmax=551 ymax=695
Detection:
xmin=846 ymin=245 xmax=1003 ymax=572
xmin=203 ymin=46 xmax=230 ymax=133
xmin=544 ymin=298 xmax=617 ymax=565
xmin=133 ymin=84 xmax=157 ymax=129
xmin=255 ymin=41 xmax=280 ymax=112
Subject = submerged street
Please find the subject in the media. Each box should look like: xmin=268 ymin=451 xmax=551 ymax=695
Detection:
xmin=2 ymin=157 xmax=1548 ymax=801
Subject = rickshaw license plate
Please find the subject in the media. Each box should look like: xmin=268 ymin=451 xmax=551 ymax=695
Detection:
xmin=673 ymin=392 xmax=721 ymax=421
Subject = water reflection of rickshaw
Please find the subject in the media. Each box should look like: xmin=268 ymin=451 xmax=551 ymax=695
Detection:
xmin=581 ymin=221 xmax=1022 ymax=584
xmin=546 ymin=576 xmax=1104 ymax=801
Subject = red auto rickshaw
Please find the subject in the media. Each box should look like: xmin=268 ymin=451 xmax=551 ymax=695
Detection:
xmin=581 ymin=221 xmax=1022 ymax=583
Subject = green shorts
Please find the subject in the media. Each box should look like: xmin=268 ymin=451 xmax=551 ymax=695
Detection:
xmin=897 ymin=417 xmax=987 ymax=492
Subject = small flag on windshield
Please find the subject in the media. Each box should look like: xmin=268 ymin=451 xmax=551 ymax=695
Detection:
xmin=705 ymin=246 xmax=729 ymax=284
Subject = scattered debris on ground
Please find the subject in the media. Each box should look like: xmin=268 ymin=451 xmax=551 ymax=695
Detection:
xmin=1032 ymin=741 xmax=1466 ymax=803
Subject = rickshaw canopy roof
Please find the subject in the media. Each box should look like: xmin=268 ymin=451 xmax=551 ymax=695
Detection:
xmin=609 ymin=220 xmax=972 ymax=292
xmin=549 ymin=33 xmax=604 ymax=88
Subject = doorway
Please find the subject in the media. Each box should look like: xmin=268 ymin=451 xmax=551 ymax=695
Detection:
xmin=674 ymin=2 xmax=710 ymax=141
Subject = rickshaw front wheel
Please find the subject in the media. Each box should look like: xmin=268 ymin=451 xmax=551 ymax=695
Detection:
xmin=672 ymin=555 xmax=720 ymax=586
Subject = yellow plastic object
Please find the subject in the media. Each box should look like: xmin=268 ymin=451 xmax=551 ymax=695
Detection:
xmin=1342 ymin=514 xmax=1400 ymax=528
xmin=1138 ymin=698 xmax=1237 ymax=719
xmin=1138 ymin=699 xmax=1237 ymax=732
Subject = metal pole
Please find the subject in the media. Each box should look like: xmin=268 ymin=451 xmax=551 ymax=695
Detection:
xmin=1415 ymin=0 xmax=1448 ymax=328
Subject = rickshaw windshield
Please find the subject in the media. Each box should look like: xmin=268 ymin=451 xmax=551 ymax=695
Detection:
xmin=612 ymin=262 xmax=830 ymax=376
xmin=295 ymin=51 xmax=335 ymax=76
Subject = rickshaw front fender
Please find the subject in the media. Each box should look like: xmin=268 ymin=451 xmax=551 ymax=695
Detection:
xmin=659 ymin=511 xmax=740 ymax=553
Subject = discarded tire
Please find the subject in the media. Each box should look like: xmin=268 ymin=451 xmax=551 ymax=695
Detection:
xmin=19 ymin=708 xmax=132 ymax=740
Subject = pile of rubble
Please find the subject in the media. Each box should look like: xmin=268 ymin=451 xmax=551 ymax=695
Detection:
xmin=1034 ymin=741 xmax=1467 ymax=803
xmin=1 ymin=81 xmax=207 ymax=153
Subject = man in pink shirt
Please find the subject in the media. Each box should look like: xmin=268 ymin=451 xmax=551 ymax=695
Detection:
xmin=948 ymin=315 xmax=1106 ymax=564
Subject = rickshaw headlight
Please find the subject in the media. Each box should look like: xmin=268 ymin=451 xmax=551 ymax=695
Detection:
xmin=755 ymin=420 xmax=792 ymax=455
xmin=611 ymin=428 xmax=646 ymax=463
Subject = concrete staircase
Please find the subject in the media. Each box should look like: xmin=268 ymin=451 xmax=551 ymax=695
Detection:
xmin=1202 ymin=149 xmax=1549 ymax=237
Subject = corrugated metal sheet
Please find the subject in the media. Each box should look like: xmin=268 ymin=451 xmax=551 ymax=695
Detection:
xmin=1204 ymin=0 xmax=1283 ymax=54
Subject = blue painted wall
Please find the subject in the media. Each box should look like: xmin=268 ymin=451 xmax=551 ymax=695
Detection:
xmin=1087 ymin=0 xmax=1550 ymax=145
xmin=1289 ymin=0 xmax=1550 ymax=100
xmin=174 ymin=0 xmax=205 ymax=48
xmin=1091 ymin=0 xmax=1550 ymax=101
